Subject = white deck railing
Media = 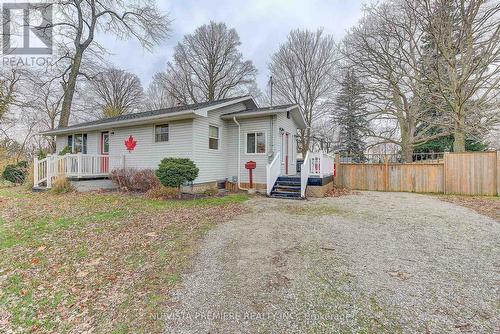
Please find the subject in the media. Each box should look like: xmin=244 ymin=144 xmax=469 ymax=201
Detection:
xmin=300 ymin=151 xmax=336 ymax=198
xmin=309 ymin=152 xmax=335 ymax=178
xmin=266 ymin=152 xmax=281 ymax=195
xmin=34 ymin=154 xmax=123 ymax=188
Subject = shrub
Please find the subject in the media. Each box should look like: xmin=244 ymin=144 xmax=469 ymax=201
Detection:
xmin=110 ymin=168 xmax=160 ymax=192
xmin=50 ymin=176 xmax=73 ymax=194
xmin=2 ymin=162 xmax=27 ymax=184
xmin=203 ymin=187 xmax=219 ymax=197
xmin=145 ymin=186 xmax=179 ymax=200
xmin=155 ymin=158 xmax=199 ymax=197
xmin=17 ymin=161 xmax=28 ymax=168
xmin=24 ymin=163 xmax=34 ymax=190
xmin=58 ymin=146 xmax=72 ymax=156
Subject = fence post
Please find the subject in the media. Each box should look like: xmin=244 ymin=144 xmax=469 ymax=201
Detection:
xmin=33 ymin=157 xmax=39 ymax=188
xmin=497 ymin=150 xmax=499 ymax=196
xmin=334 ymin=153 xmax=340 ymax=187
xmin=384 ymin=154 xmax=389 ymax=192
xmin=46 ymin=155 xmax=52 ymax=189
xmin=443 ymin=152 xmax=449 ymax=194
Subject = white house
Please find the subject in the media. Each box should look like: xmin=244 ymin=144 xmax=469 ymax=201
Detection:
xmin=35 ymin=96 xmax=335 ymax=198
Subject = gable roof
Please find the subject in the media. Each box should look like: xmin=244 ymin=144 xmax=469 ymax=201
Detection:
xmin=40 ymin=95 xmax=256 ymax=135
xmin=221 ymin=104 xmax=307 ymax=129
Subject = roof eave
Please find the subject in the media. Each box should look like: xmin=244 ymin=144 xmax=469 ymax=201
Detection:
xmin=39 ymin=109 xmax=200 ymax=136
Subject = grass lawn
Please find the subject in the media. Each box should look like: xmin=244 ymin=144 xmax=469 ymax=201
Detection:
xmin=0 ymin=187 xmax=248 ymax=333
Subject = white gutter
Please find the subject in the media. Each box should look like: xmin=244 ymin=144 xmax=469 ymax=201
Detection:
xmin=233 ymin=117 xmax=248 ymax=191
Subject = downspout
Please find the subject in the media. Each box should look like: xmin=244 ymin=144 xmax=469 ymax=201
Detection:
xmin=233 ymin=117 xmax=248 ymax=191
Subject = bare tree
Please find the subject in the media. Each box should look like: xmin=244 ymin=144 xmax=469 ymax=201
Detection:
xmin=343 ymin=1 xmax=451 ymax=161
xmin=88 ymin=68 xmax=144 ymax=118
xmin=165 ymin=21 xmax=257 ymax=104
xmin=37 ymin=0 xmax=171 ymax=127
xmin=145 ymin=72 xmax=177 ymax=110
xmin=0 ymin=69 xmax=22 ymax=123
xmin=268 ymin=29 xmax=339 ymax=156
xmin=409 ymin=0 xmax=500 ymax=152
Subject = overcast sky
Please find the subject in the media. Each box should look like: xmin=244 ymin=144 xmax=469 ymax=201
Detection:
xmin=99 ymin=0 xmax=365 ymax=94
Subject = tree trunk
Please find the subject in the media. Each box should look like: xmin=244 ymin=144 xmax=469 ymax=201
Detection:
xmin=453 ymin=114 xmax=466 ymax=152
xmin=400 ymin=125 xmax=413 ymax=163
xmin=58 ymin=50 xmax=84 ymax=128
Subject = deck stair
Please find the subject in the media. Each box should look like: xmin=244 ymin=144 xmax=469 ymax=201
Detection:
xmin=269 ymin=176 xmax=302 ymax=199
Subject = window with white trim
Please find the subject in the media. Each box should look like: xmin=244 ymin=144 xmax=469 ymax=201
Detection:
xmin=73 ymin=134 xmax=87 ymax=153
xmin=209 ymin=125 xmax=219 ymax=150
xmin=155 ymin=124 xmax=169 ymax=142
xmin=246 ymin=132 xmax=266 ymax=154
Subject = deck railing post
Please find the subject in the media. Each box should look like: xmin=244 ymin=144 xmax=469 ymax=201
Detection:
xmin=77 ymin=153 xmax=82 ymax=178
xmin=33 ymin=157 xmax=39 ymax=187
xmin=46 ymin=155 xmax=52 ymax=188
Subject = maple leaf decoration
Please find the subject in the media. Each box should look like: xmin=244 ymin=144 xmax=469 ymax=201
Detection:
xmin=124 ymin=136 xmax=137 ymax=152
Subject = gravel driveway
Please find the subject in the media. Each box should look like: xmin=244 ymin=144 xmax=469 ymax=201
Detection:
xmin=163 ymin=192 xmax=499 ymax=333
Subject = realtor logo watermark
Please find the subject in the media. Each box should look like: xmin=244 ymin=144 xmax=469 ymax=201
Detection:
xmin=1 ymin=1 xmax=53 ymax=66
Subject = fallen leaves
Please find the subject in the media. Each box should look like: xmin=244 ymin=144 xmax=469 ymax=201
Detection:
xmin=0 ymin=187 xmax=248 ymax=333
xmin=325 ymin=187 xmax=361 ymax=198
xmin=439 ymin=195 xmax=499 ymax=222
xmin=387 ymin=270 xmax=411 ymax=280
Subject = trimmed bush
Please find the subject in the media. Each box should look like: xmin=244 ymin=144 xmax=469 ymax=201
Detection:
xmin=145 ymin=186 xmax=179 ymax=200
xmin=50 ymin=176 xmax=74 ymax=194
xmin=155 ymin=158 xmax=199 ymax=196
xmin=110 ymin=168 xmax=160 ymax=192
xmin=2 ymin=162 xmax=28 ymax=184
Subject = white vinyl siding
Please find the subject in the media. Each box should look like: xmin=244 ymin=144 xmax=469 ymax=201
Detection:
xmin=109 ymin=120 xmax=193 ymax=170
xmin=191 ymin=102 xmax=247 ymax=183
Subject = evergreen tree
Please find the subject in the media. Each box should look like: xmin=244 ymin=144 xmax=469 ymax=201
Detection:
xmin=333 ymin=70 xmax=368 ymax=160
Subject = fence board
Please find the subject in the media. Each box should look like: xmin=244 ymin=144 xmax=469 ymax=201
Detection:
xmin=444 ymin=152 xmax=497 ymax=196
xmin=336 ymin=151 xmax=498 ymax=196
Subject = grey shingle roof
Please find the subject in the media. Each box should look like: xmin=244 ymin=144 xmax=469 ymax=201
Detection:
xmin=52 ymin=95 xmax=251 ymax=132
xmin=221 ymin=103 xmax=297 ymax=117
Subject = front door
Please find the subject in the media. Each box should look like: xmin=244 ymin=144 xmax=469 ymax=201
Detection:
xmin=100 ymin=132 xmax=109 ymax=173
xmin=285 ymin=133 xmax=289 ymax=175
xmin=281 ymin=132 xmax=290 ymax=175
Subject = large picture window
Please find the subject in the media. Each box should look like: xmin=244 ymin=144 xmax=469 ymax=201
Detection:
xmin=246 ymin=132 xmax=266 ymax=154
xmin=209 ymin=125 xmax=219 ymax=150
xmin=155 ymin=124 xmax=169 ymax=142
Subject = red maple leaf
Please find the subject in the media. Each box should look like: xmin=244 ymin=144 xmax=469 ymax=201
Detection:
xmin=124 ymin=136 xmax=137 ymax=151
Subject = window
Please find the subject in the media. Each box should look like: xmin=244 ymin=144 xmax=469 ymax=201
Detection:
xmin=155 ymin=124 xmax=169 ymax=142
xmin=73 ymin=134 xmax=87 ymax=153
xmin=209 ymin=125 xmax=219 ymax=150
xmin=246 ymin=132 xmax=266 ymax=154
xmin=101 ymin=132 xmax=109 ymax=154
xmin=67 ymin=135 xmax=73 ymax=150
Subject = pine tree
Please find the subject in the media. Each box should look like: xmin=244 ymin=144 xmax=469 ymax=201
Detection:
xmin=333 ymin=70 xmax=368 ymax=160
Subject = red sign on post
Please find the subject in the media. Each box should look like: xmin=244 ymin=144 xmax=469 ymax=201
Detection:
xmin=245 ymin=161 xmax=257 ymax=188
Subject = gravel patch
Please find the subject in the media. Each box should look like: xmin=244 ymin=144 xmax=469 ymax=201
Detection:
xmin=163 ymin=192 xmax=500 ymax=333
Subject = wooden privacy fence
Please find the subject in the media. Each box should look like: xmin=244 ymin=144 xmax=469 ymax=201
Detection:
xmin=335 ymin=151 xmax=500 ymax=196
